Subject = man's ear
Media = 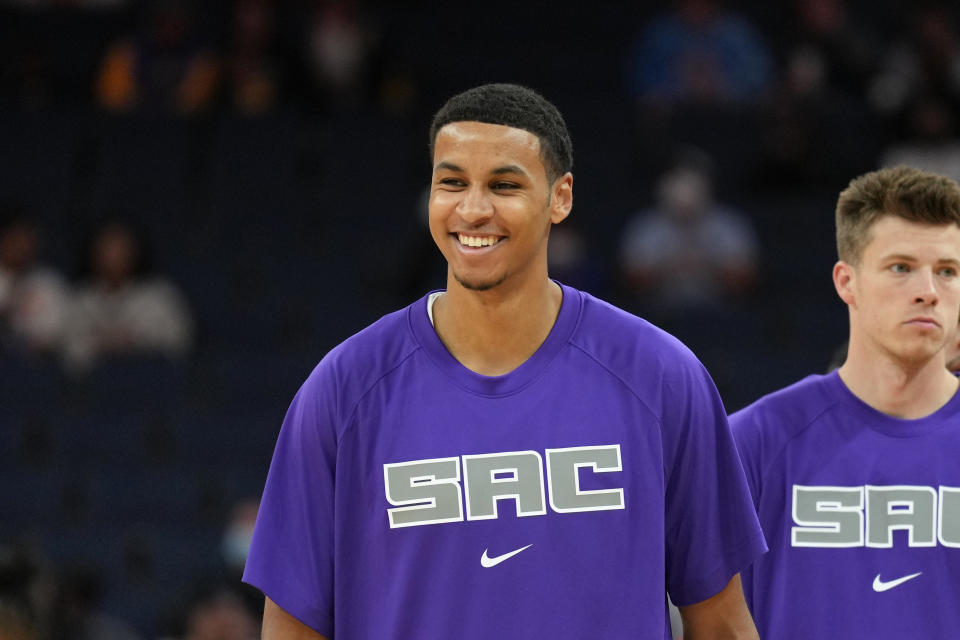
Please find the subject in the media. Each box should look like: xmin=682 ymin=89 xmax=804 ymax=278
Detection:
xmin=550 ymin=172 xmax=573 ymax=224
xmin=833 ymin=260 xmax=856 ymax=306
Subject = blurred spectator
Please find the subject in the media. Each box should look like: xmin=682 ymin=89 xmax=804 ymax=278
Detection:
xmin=220 ymin=500 xmax=258 ymax=582
xmin=868 ymin=4 xmax=960 ymax=122
xmin=881 ymin=95 xmax=960 ymax=184
xmin=627 ymin=0 xmax=774 ymax=106
xmin=0 ymin=1 xmax=130 ymax=109
xmin=548 ymin=223 xmax=605 ymax=295
xmin=0 ymin=212 xmax=68 ymax=356
xmin=302 ymin=0 xmax=377 ymax=109
xmin=217 ymin=498 xmax=263 ymax=626
xmin=50 ymin=566 xmax=142 ymax=640
xmin=171 ymin=586 xmax=257 ymax=640
xmin=223 ymin=0 xmax=282 ymax=116
xmin=0 ymin=542 xmax=54 ymax=640
xmin=625 ymin=0 xmax=775 ymax=191
xmin=95 ymin=0 xmax=218 ymax=116
xmin=62 ymin=221 xmax=194 ymax=373
xmin=0 ymin=600 xmax=38 ymax=640
xmin=618 ymin=149 xmax=759 ymax=312
xmin=757 ymin=0 xmax=880 ymax=189
xmin=786 ymin=0 xmax=877 ymax=95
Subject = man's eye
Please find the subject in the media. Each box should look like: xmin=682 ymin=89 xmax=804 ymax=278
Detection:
xmin=438 ymin=178 xmax=465 ymax=187
xmin=939 ymin=266 xmax=958 ymax=278
xmin=492 ymin=182 xmax=519 ymax=190
xmin=891 ymin=263 xmax=909 ymax=273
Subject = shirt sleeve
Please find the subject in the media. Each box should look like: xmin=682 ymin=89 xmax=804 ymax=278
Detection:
xmin=660 ymin=356 xmax=767 ymax=606
xmin=728 ymin=404 xmax=766 ymax=512
xmin=242 ymin=361 xmax=339 ymax=637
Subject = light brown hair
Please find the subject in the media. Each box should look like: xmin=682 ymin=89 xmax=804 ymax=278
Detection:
xmin=836 ymin=166 xmax=960 ymax=264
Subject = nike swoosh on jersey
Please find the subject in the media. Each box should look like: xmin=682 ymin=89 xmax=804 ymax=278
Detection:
xmin=872 ymin=572 xmax=922 ymax=592
xmin=480 ymin=544 xmax=533 ymax=568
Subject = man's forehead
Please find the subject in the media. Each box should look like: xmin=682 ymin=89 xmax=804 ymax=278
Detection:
xmin=863 ymin=216 xmax=960 ymax=257
xmin=435 ymin=121 xmax=541 ymax=151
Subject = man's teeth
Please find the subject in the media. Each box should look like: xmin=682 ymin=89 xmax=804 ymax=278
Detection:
xmin=458 ymin=234 xmax=499 ymax=247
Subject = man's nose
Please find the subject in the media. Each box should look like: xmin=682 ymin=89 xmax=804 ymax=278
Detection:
xmin=913 ymin=268 xmax=939 ymax=305
xmin=456 ymin=186 xmax=494 ymax=224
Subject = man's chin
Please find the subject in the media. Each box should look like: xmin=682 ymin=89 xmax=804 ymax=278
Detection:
xmin=453 ymin=272 xmax=506 ymax=292
xmin=891 ymin=341 xmax=946 ymax=368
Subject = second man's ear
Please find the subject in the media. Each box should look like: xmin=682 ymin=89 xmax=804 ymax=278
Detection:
xmin=833 ymin=261 xmax=856 ymax=306
xmin=550 ymin=173 xmax=574 ymax=224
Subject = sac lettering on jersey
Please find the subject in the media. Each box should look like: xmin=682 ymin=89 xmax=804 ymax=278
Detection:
xmin=383 ymin=445 xmax=625 ymax=528
xmin=791 ymin=485 xmax=960 ymax=548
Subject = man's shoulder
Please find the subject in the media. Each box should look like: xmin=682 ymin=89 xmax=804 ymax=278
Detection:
xmin=729 ymin=373 xmax=839 ymax=455
xmin=302 ymin=298 xmax=425 ymax=399
xmin=573 ymin=290 xmax=701 ymax=367
xmin=732 ymin=373 xmax=835 ymax=419
xmin=569 ymin=289 xmax=706 ymax=393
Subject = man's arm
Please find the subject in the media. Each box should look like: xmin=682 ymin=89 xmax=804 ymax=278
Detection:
xmin=262 ymin=597 xmax=328 ymax=640
xmin=677 ymin=574 xmax=759 ymax=640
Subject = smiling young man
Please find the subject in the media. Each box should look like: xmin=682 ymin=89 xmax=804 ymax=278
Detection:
xmin=730 ymin=166 xmax=960 ymax=638
xmin=243 ymin=83 xmax=765 ymax=639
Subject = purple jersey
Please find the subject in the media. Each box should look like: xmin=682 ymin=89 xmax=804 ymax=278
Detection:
xmin=243 ymin=284 xmax=765 ymax=639
xmin=731 ymin=372 xmax=960 ymax=639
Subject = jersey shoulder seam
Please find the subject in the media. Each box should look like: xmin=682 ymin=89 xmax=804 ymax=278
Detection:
xmin=567 ymin=340 xmax=664 ymax=431
xmin=337 ymin=342 xmax=423 ymax=444
xmin=756 ymin=394 xmax=843 ymax=495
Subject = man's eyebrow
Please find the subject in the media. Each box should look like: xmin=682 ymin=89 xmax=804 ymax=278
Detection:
xmin=882 ymin=253 xmax=917 ymax=262
xmin=434 ymin=161 xmax=464 ymax=173
xmin=433 ymin=162 xmax=531 ymax=177
xmin=491 ymin=164 xmax=529 ymax=177
xmin=882 ymin=253 xmax=960 ymax=266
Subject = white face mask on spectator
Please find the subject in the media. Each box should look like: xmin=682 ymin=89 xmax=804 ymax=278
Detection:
xmin=659 ymin=168 xmax=710 ymax=221
xmin=221 ymin=523 xmax=255 ymax=571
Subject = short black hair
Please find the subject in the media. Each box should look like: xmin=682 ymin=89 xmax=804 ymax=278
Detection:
xmin=428 ymin=83 xmax=573 ymax=182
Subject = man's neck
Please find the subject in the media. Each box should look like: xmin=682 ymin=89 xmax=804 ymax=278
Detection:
xmin=432 ymin=277 xmax=563 ymax=377
xmin=838 ymin=344 xmax=958 ymax=419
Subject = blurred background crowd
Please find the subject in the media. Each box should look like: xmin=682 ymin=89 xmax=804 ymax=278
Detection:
xmin=2 ymin=0 xmax=960 ymax=637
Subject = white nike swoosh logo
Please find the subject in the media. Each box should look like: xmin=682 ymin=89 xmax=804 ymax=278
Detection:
xmin=480 ymin=544 xmax=533 ymax=568
xmin=872 ymin=572 xmax=922 ymax=592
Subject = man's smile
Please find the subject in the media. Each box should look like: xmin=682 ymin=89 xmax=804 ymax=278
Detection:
xmin=456 ymin=233 xmax=504 ymax=248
